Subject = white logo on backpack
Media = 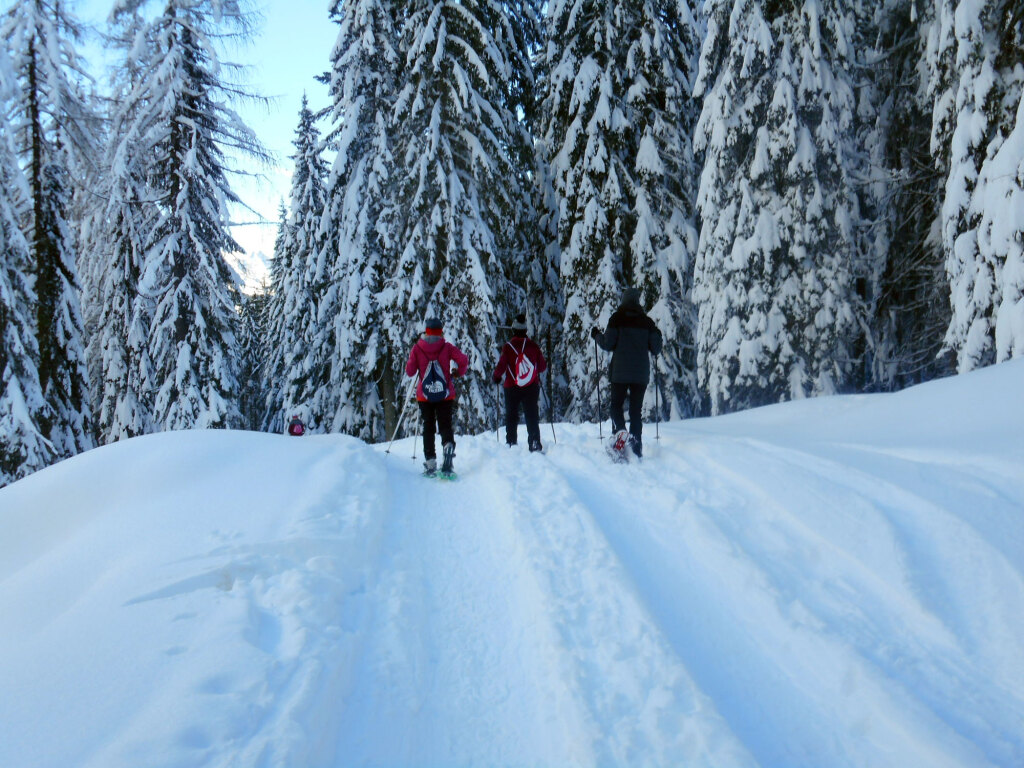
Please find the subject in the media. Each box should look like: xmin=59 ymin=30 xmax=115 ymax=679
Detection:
xmin=422 ymin=359 xmax=450 ymax=401
xmin=508 ymin=340 xmax=537 ymax=387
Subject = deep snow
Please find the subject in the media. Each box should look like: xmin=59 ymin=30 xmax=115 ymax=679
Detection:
xmin=1 ymin=361 xmax=1023 ymax=768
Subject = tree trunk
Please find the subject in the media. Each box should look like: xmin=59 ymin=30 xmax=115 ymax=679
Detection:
xmin=379 ymin=352 xmax=397 ymax=441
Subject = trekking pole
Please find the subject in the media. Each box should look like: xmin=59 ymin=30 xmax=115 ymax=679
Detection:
xmin=654 ymin=354 xmax=661 ymax=441
xmin=540 ymin=375 xmax=557 ymax=445
xmin=385 ymin=378 xmax=416 ymax=455
xmin=495 ymin=381 xmax=502 ymax=442
xmin=594 ymin=337 xmax=604 ymax=439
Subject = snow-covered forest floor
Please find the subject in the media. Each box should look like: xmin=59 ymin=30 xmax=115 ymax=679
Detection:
xmin=1 ymin=361 xmax=1023 ymax=768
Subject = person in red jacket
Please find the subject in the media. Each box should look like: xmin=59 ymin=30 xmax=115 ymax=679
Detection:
xmin=405 ymin=317 xmax=469 ymax=475
xmin=492 ymin=314 xmax=547 ymax=452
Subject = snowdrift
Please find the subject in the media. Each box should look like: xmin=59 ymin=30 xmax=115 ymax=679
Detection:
xmin=2 ymin=361 xmax=1023 ymax=768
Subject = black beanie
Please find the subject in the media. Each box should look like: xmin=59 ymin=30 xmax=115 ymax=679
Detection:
xmin=511 ymin=313 xmax=528 ymax=333
xmin=620 ymin=287 xmax=642 ymax=307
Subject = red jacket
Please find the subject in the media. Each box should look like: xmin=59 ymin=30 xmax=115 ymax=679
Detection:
xmin=406 ymin=336 xmax=469 ymax=402
xmin=492 ymin=335 xmax=547 ymax=388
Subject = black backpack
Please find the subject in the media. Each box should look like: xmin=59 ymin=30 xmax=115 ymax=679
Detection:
xmin=421 ymin=359 xmax=450 ymax=402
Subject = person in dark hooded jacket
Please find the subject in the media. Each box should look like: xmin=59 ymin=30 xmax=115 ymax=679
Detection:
xmin=591 ymin=287 xmax=663 ymax=457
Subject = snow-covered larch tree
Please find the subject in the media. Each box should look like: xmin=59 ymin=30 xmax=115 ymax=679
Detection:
xmin=2 ymin=0 xmax=96 ymax=458
xmin=694 ymin=0 xmax=864 ymax=415
xmin=939 ymin=0 xmax=1024 ymax=371
xmin=120 ymin=0 xmax=269 ymax=430
xmin=541 ymin=0 xmax=703 ymax=421
xmin=316 ymin=0 xmax=400 ymax=440
xmin=382 ymin=0 xmax=532 ymax=432
xmin=0 ymin=43 xmax=52 ymax=485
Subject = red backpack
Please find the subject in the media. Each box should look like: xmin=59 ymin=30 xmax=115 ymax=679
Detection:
xmin=507 ymin=340 xmax=538 ymax=387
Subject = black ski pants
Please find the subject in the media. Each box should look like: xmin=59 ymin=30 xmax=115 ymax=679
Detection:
xmin=504 ymin=382 xmax=541 ymax=447
xmin=610 ymin=382 xmax=646 ymax=443
xmin=419 ymin=400 xmax=455 ymax=460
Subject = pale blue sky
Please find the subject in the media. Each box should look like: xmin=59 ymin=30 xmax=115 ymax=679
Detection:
xmin=77 ymin=0 xmax=340 ymax=264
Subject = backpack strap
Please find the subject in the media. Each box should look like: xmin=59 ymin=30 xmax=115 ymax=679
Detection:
xmin=505 ymin=339 xmax=525 ymax=379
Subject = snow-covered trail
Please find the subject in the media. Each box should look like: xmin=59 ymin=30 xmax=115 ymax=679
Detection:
xmin=1 ymin=363 xmax=1023 ymax=768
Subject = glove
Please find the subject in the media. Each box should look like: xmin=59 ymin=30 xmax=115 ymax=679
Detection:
xmin=590 ymin=326 xmax=601 ymax=340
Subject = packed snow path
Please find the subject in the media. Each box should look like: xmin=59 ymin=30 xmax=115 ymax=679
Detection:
xmin=1 ymin=362 xmax=1023 ymax=767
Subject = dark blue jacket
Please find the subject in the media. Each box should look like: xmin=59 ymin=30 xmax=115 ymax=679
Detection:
xmin=595 ymin=299 xmax=663 ymax=384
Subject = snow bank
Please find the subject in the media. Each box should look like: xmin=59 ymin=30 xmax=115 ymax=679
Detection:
xmin=2 ymin=361 xmax=1023 ymax=767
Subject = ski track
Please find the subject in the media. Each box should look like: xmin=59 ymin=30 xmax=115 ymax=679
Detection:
xmin=253 ymin=429 xmax=1024 ymax=768
xmin=485 ymin=443 xmax=755 ymax=767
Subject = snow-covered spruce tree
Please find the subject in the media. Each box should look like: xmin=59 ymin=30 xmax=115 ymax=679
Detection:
xmin=541 ymin=0 xmax=631 ymax=423
xmin=0 ymin=44 xmax=53 ymax=485
xmin=316 ymin=0 xmax=400 ymax=441
xmin=382 ymin=0 xmax=534 ymax=432
xmin=493 ymin=0 xmax=562 ymax=417
xmin=939 ymin=0 xmax=1024 ymax=371
xmin=86 ymin=6 xmax=160 ymax=443
xmin=540 ymin=0 xmax=703 ymax=422
xmin=237 ymin=281 xmax=269 ymax=430
xmin=693 ymin=0 xmax=864 ymax=415
xmin=260 ymin=202 xmax=290 ymax=432
xmin=2 ymin=0 xmax=96 ymax=458
xmin=123 ymin=0 xmax=269 ymax=430
xmin=858 ymin=0 xmax=954 ymax=391
xmin=273 ymin=95 xmax=328 ymax=431
xmin=625 ymin=0 xmax=704 ymax=419
xmin=480 ymin=0 xmax=547 ymax=329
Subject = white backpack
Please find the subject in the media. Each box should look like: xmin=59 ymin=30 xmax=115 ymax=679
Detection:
xmin=507 ymin=340 xmax=537 ymax=387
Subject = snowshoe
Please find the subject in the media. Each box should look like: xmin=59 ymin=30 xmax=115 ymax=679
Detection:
xmin=606 ymin=429 xmax=630 ymax=463
xmin=422 ymin=458 xmax=437 ymax=477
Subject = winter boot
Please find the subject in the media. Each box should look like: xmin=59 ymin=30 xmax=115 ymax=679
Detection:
xmin=423 ymin=458 xmax=437 ymax=476
xmin=629 ymin=435 xmax=643 ymax=459
xmin=440 ymin=443 xmax=455 ymax=474
xmin=528 ymin=438 xmax=543 ymax=453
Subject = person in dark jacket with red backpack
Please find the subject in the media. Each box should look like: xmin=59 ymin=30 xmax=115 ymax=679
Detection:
xmin=492 ymin=314 xmax=547 ymax=452
xmin=406 ymin=317 xmax=469 ymax=475
xmin=591 ymin=287 xmax=663 ymax=458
